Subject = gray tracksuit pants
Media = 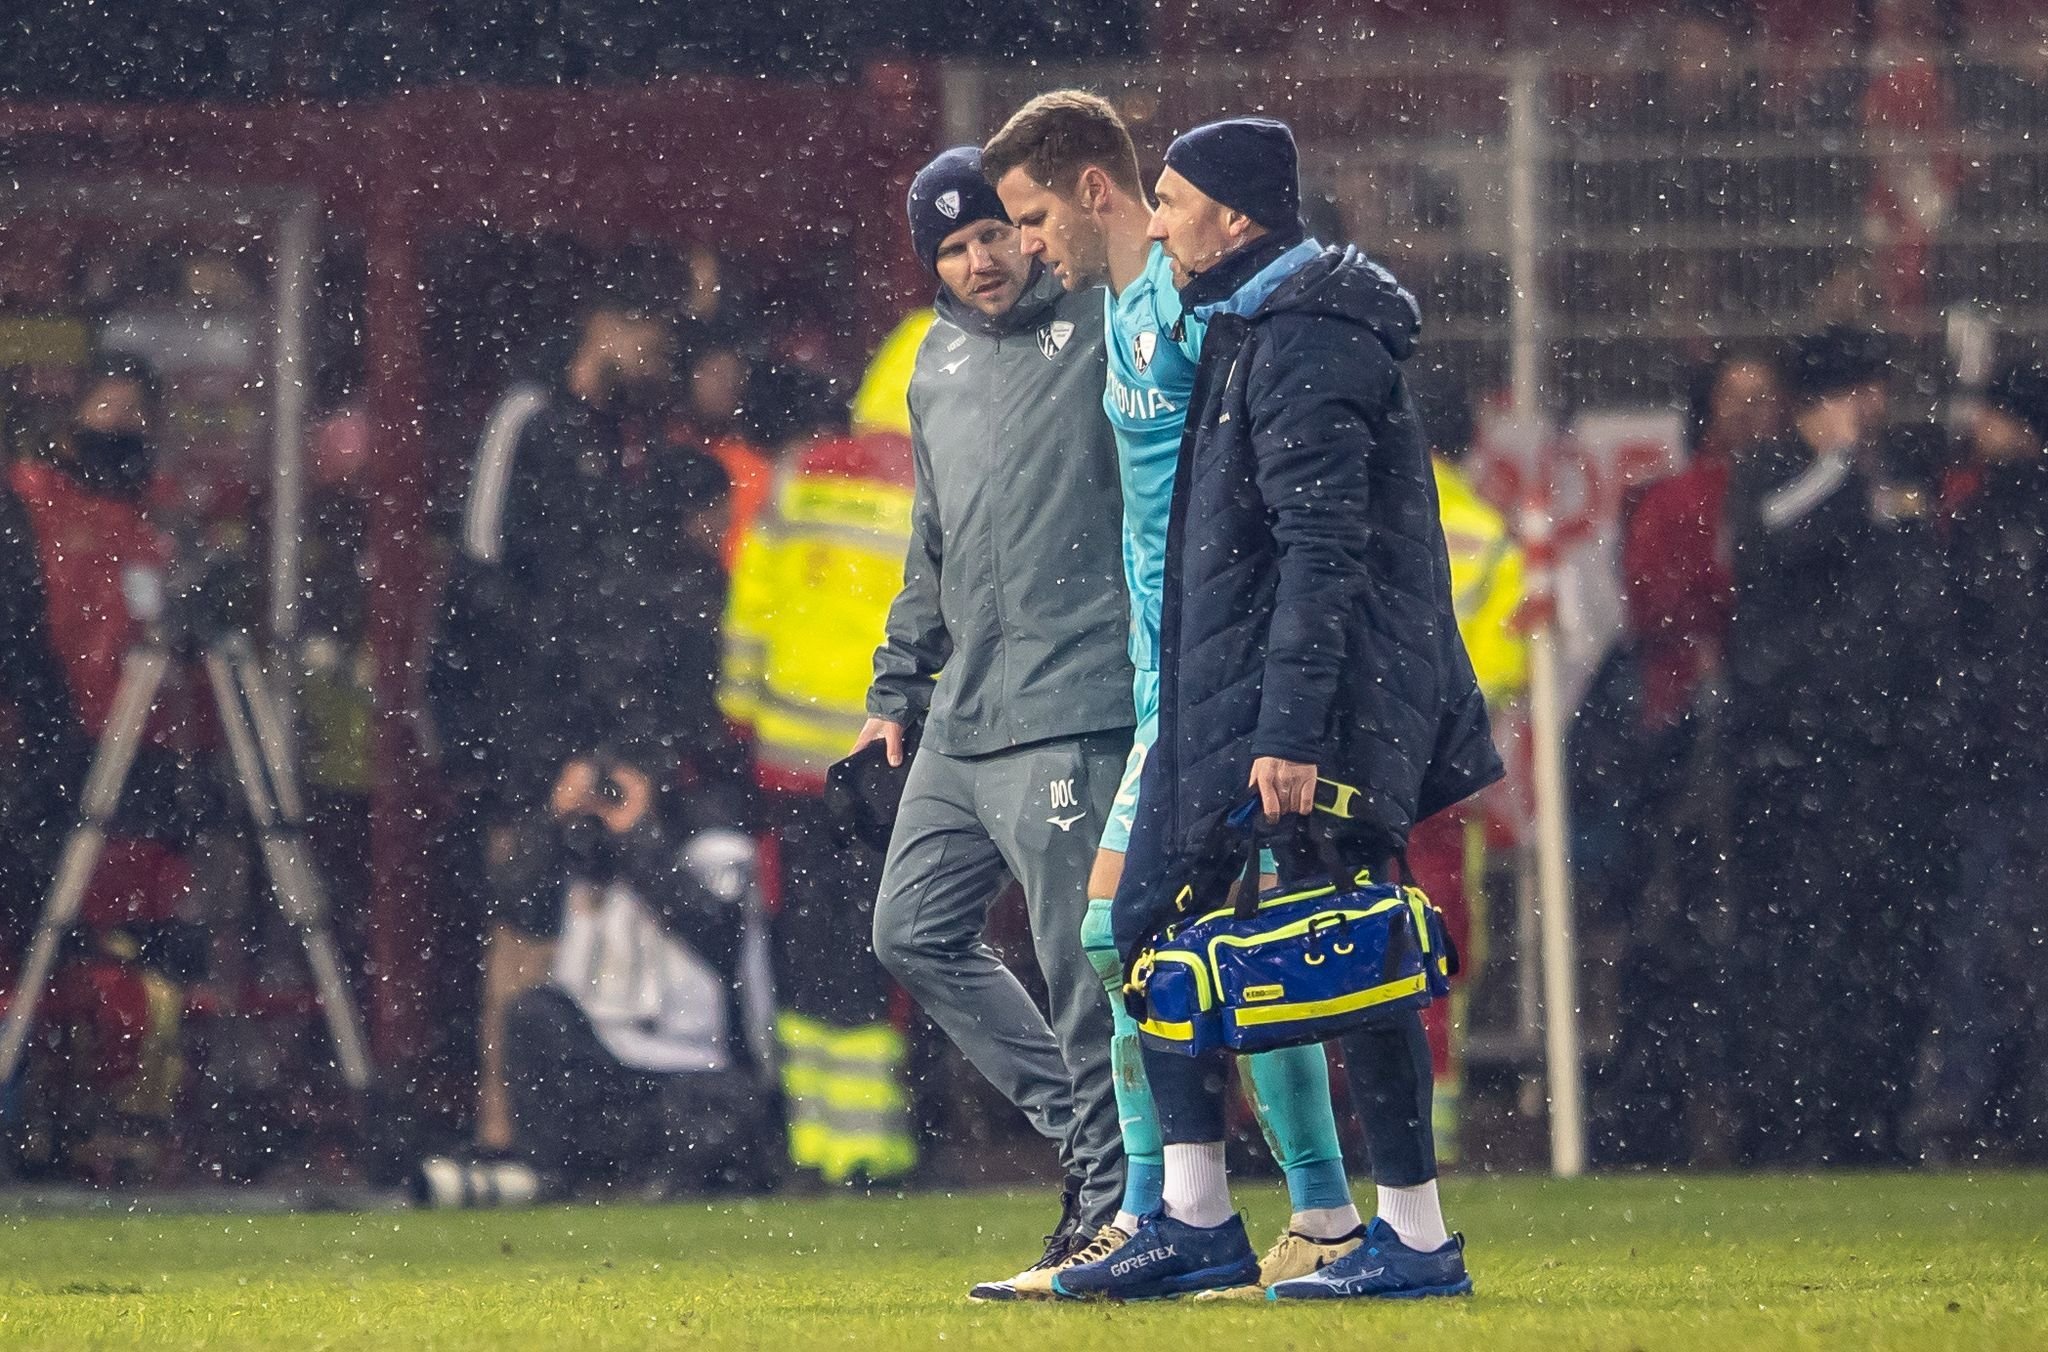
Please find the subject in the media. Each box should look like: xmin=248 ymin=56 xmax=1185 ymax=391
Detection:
xmin=872 ymin=730 xmax=1128 ymax=1228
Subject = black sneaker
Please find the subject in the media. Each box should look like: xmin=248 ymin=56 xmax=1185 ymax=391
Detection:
xmin=968 ymin=1174 xmax=1086 ymax=1301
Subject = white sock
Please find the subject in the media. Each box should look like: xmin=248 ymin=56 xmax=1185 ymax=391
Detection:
xmin=1161 ymin=1141 xmax=1233 ymax=1229
xmin=1113 ymin=1210 xmax=1143 ymax=1235
xmin=1292 ymin=1203 xmax=1363 ymax=1241
xmin=1377 ymin=1180 xmax=1449 ymax=1252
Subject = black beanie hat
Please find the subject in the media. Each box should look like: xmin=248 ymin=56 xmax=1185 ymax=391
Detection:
xmin=907 ymin=146 xmax=1010 ymax=275
xmin=1984 ymin=355 xmax=2048 ymax=445
xmin=1163 ymin=117 xmax=1301 ymax=232
xmin=1784 ymin=324 xmax=1890 ymax=402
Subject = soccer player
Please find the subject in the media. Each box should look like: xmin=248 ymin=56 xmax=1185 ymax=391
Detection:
xmin=980 ymin=91 xmax=1370 ymax=1299
xmin=859 ymin=147 xmax=1134 ymax=1296
xmin=1058 ymin=117 xmax=1502 ymax=1301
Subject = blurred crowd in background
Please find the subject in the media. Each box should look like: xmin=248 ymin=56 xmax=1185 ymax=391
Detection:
xmin=4 ymin=0 xmax=2048 ymax=1195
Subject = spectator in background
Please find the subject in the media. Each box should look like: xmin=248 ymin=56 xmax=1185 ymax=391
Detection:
xmin=1406 ymin=368 xmax=1526 ymax=1163
xmin=719 ymin=371 xmax=919 ymax=1185
xmin=1598 ymin=346 xmax=1783 ymax=1166
xmin=429 ymin=284 xmax=746 ymax=1158
xmin=1623 ymin=348 xmax=1784 ymax=733
xmin=692 ymin=362 xmax=842 ymax=570
xmin=0 ymin=354 xmax=204 ymax=1182
xmin=680 ymin=343 xmax=775 ymax=566
xmin=1726 ymin=326 xmax=1952 ymax=1166
xmin=676 ymin=244 xmax=752 ymax=356
xmin=1908 ymin=355 xmax=2048 ymax=1160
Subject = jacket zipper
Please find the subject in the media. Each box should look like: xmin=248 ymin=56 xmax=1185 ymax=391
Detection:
xmin=1157 ymin=316 xmax=1245 ymax=849
xmin=987 ymin=333 xmax=1011 ymax=746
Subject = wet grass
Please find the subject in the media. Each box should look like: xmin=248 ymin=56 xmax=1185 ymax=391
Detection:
xmin=0 ymin=1170 xmax=2043 ymax=1349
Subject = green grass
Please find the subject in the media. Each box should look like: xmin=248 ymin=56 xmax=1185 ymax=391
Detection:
xmin=0 ymin=1172 xmax=2044 ymax=1349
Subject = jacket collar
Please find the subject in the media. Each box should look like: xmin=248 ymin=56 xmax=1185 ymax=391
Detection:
xmin=1180 ymin=228 xmax=1313 ymax=320
xmin=933 ymin=262 xmax=1060 ymax=339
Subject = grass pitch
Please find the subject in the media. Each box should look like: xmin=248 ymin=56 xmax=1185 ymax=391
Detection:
xmin=0 ymin=1171 xmax=2043 ymax=1349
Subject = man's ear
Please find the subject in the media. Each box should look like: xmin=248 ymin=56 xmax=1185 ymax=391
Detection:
xmin=1078 ymin=165 xmax=1112 ymax=213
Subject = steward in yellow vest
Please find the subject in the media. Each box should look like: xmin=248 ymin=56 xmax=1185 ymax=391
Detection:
xmin=718 ymin=384 xmax=922 ymax=1183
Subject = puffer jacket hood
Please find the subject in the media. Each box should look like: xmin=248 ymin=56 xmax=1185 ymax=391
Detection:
xmin=1262 ymin=245 xmax=1422 ymax=360
xmin=1190 ymin=238 xmax=1420 ymax=361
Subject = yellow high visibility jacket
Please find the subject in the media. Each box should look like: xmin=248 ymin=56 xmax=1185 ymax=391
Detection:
xmin=848 ymin=310 xmax=934 ymax=437
xmin=1434 ymin=455 xmax=1528 ymax=705
xmin=719 ymin=433 xmax=917 ymax=791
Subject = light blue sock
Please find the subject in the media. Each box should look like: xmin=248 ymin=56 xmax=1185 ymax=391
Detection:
xmin=1285 ymin=1157 xmax=1353 ymax=1213
xmin=1122 ymin=1159 xmax=1165 ymax=1222
xmin=1243 ymin=1044 xmax=1358 ymax=1220
xmin=1082 ymin=898 xmax=1164 ymax=1223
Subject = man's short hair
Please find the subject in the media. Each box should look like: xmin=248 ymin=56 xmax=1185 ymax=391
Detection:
xmin=982 ymin=90 xmax=1145 ymax=200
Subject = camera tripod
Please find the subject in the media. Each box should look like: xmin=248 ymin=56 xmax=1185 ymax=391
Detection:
xmin=0 ymin=633 xmax=373 ymax=1094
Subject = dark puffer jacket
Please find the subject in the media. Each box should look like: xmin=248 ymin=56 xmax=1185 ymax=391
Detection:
xmin=1112 ymin=236 xmax=1503 ymax=957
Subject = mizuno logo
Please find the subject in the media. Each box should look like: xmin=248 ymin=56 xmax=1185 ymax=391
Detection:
xmin=1047 ymin=813 xmax=1086 ymax=832
xmin=941 ymin=355 xmax=971 ymax=375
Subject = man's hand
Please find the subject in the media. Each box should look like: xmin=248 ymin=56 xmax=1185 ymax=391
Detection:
xmin=853 ymin=717 xmax=907 ymax=768
xmin=548 ymin=759 xmax=654 ymax=834
xmin=1249 ymin=756 xmax=1318 ymax=822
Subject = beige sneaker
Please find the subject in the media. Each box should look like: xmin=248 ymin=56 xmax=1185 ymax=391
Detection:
xmin=971 ymin=1223 xmax=1134 ymax=1301
xmin=1192 ymin=1228 xmax=1364 ymax=1301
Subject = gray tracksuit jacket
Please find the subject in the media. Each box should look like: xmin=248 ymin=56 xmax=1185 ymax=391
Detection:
xmin=867 ymin=267 xmax=1134 ymax=756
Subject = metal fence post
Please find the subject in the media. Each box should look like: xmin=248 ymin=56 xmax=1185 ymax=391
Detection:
xmin=1508 ymin=53 xmax=1588 ymax=1178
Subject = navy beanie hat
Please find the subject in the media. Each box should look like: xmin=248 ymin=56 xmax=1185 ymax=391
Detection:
xmin=907 ymin=146 xmax=1010 ymax=274
xmin=1163 ymin=117 xmax=1301 ymax=232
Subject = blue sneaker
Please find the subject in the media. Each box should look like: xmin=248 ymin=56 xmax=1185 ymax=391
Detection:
xmin=1266 ymin=1218 xmax=1473 ymax=1300
xmin=1051 ymin=1212 xmax=1260 ymax=1301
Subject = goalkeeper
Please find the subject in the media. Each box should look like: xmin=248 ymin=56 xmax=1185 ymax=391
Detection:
xmin=982 ymin=92 xmax=1369 ymax=1301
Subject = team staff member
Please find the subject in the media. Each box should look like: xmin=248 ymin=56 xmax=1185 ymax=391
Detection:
xmin=857 ymin=148 xmax=1134 ymax=1293
xmin=983 ymin=89 xmax=1370 ymax=1300
xmin=1062 ymin=118 xmax=1501 ymax=1302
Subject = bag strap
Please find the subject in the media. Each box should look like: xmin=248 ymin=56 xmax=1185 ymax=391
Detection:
xmin=1390 ymin=846 xmax=1414 ymax=888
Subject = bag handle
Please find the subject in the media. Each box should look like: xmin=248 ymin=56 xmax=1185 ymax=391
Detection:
xmin=1221 ymin=798 xmax=1360 ymax=919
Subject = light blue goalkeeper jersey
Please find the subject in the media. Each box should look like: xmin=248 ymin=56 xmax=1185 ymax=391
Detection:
xmin=1103 ymin=242 xmax=1205 ymax=674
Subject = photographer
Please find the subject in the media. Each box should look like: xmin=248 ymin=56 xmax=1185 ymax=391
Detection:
xmin=416 ymin=759 xmax=772 ymax=1203
xmin=2 ymin=354 xmax=203 ymax=1180
xmin=430 ymin=283 xmax=749 ymax=1156
xmin=1726 ymin=327 xmax=1957 ymax=1166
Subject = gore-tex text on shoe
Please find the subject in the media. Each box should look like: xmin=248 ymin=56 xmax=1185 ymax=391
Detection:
xmin=1110 ymin=1245 xmax=1177 ymax=1276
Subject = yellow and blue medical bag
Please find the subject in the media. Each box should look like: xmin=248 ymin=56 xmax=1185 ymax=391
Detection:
xmin=1123 ymin=809 xmax=1457 ymax=1057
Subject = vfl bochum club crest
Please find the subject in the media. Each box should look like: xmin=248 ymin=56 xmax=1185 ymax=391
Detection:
xmin=935 ymin=189 xmax=961 ymax=219
xmin=1038 ymin=320 xmax=1074 ymax=360
xmin=1133 ymin=331 xmax=1157 ymax=374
